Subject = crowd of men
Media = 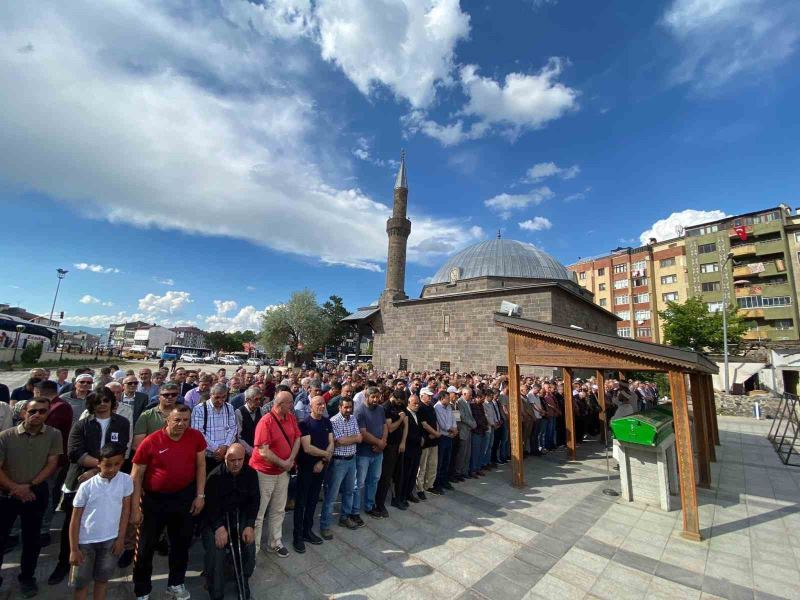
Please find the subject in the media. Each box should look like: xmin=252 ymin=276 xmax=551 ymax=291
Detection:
xmin=0 ymin=362 xmax=656 ymax=599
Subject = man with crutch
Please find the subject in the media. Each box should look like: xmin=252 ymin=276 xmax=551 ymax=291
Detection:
xmin=202 ymin=443 xmax=259 ymax=600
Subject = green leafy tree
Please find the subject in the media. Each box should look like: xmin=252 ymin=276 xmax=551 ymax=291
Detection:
xmin=659 ymin=296 xmax=746 ymax=353
xmin=21 ymin=342 xmax=43 ymax=364
xmin=205 ymin=330 xmax=259 ymax=353
xmin=321 ymin=295 xmax=350 ymax=348
xmin=260 ymin=290 xmax=330 ymax=357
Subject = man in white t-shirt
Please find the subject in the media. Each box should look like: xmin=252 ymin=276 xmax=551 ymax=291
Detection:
xmin=69 ymin=443 xmax=132 ymax=600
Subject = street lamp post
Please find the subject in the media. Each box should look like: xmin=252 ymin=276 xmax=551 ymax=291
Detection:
xmin=11 ymin=324 xmax=26 ymax=365
xmin=49 ymin=268 xmax=69 ymax=322
xmin=721 ymin=252 xmax=735 ymax=394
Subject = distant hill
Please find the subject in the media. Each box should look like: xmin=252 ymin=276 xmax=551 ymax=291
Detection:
xmin=61 ymin=325 xmax=107 ymax=337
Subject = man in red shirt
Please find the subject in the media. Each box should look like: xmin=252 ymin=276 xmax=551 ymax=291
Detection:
xmin=249 ymin=390 xmax=300 ymax=557
xmin=130 ymin=405 xmax=206 ymax=600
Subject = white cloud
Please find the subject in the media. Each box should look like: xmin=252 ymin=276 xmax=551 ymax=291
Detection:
xmin=402 ymin=111 xmax=488 ymax=146
xmin=563 ymin=187 xmax=591 ymax=203
xmin=74 ymin=263 xmax=120 ymax=274
xmin=321 ymin=257 xmax=383 ymax=272
xmin=213 ymin=300 xmax=239 ymax=315
xmin=406 ymin=58 xmax=579 ymax=145
xmin=246 ymin=285 xmax=257 ymax=292
xmin=524 ymin=161 xmax=580 ymax=182
xmin=138 ymin=291 xmax=193 ymax=314
xmin=417 ymin=276 xmax=434 ymax=284
xmin=0 ymin=3 xmax=481 ymax=272
xmin=662 ymin=0 xmax=800 ymax=90
xmin=639 ymin=209 xmax=729 ymax=245
xmin=458 ymin=59 xmax=578 ymax=136
xmin=351 ymin=137 xmax=399 ymax=169
xmin=315 ymin=0 xmax=470 ymax=108
xmin=205 ymin=302 xmax=279 ymax=333
xmin=518 ymin=217 xmax=553 ymax=232
xmin=484 ymin=187 xmax=554 ymax=219
xmin=155 ymin=278 xmax=175 ymax=286
xmin=62 ymin=311 xmax=147 ymax=329
xmin=79 ymin=294 xmax=113 ymax=307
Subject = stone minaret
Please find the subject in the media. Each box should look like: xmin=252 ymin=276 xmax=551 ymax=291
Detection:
xmin=384 ymin=152 xmax=411 ymax=300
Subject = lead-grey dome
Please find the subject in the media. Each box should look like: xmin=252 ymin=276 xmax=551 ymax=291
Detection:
xmin=430 ymin=238 xmax=572 ymax=284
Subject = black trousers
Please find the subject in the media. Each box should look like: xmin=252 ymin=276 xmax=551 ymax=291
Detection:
xmin=491 ymin=422 xmax=506 ymax=462
xmin=57 ymin=492 xmax=76 ymax=565
xmin=400 ymin=444 xmax=421 ymax=500
xmin=293 ymin=465 xmax=324 ymax=539
xmin=202 ymin=519 xmax=255 ymax=600
xmin=133 ymin=485 xmax=195 ymax=597
xmin=0 ymin=482 xmax=48 ymax=582
xmin=374 ymin=444 xmax=401 ymax=510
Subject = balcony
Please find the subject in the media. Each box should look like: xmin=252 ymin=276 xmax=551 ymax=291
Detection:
xmin=741 ymin=330 xmax=765 ymax=341
xmin=738 ymin=308 xmax=765 ymax=319
xmin=733 ymin=261 xmax=783 ymax=279
xmin=730 ymin=243 xmax=756 ymax=257
xmin=755 ymin=238 xmax=785 ymax=257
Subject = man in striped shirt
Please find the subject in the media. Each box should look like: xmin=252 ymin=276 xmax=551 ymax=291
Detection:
xmin=191 ymin=383 xmax=238 ymax=474
xmin=318 ymin=398 xmax=362 ymax=539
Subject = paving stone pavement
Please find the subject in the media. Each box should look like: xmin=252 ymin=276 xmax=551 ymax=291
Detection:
xmin=1 ymin=416 xmax=798 ymax=599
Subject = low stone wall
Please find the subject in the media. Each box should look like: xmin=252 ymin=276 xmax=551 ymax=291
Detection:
xmin=714 ymin=393 xmax=782 ymax=419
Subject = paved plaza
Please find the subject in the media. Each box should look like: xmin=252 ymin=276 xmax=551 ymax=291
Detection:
xmin=0 ymin=414 xmax=798 ymax=599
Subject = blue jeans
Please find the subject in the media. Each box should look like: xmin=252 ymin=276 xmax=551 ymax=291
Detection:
xmin=483 ymin=429 xmax=494 ymax=466
xmin=353 ymin=453 xmax=383 ymax=515
xmin=545 ymin=417 xmax=557 ymax=449
xmin=434 ymin=437 xmax=453 ymax=488
xmin=536 ymin=417 xmax=552 ymax=448
xmin=469 ymin=432 xmax=485 ymax=474
xmin=320 ymin=457 xmax=356 ymax=530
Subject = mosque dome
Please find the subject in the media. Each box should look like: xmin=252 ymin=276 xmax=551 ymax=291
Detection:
xmin=429 ymin=238 xmax=572 ymax=285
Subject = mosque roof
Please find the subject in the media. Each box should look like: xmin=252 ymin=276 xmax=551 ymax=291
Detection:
xmin=429 ymin=238 xmax=572 ymax=285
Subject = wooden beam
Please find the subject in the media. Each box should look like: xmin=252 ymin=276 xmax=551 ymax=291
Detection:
xmin=507 ymin=333 xmax=524 ymax=488
xmin=707 ymin=374 xmax=720 ymax=446
xmin=669 ymin=370 xmax=701 ymax=541
xmin=689 ymin=373 xmax=711 ymax=489
xmin=563 ymin=367 xmax=576 ymax=460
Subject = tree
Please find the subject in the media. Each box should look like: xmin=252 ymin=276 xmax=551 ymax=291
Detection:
xmin=260 ymin=290 xmax=330 ymax=357
xmin=321 ymin=295 xmax=350 ymax=348
xmin=659 ymin=296 xmax=746 ymax=353
xmin=205 ymin=330 xmax=259 ymax=353
xmin=21 ymin=342 xmax=43 ymax=364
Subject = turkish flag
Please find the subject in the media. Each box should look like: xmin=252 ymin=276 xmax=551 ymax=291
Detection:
xmin=734 ymin=225 xmax=747 ymax=241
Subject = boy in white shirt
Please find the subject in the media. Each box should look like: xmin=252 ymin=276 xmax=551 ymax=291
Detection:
xmin=68 ymin=443 xmax=132 ymax=600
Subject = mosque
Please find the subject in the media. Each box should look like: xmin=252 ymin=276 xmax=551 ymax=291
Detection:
xmin=343 ymin=156 xmax=619 ymax=374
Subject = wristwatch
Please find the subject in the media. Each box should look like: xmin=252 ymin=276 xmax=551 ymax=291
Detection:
xmin=196 ymin=494 xmax=206 ymax=499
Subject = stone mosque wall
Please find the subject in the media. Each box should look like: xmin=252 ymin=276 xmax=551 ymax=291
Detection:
xmin=371 ymin=285 xmax=617 ymax=374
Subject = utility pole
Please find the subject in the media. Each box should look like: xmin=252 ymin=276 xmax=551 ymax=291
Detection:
xmin=49 ymin=268 xmax=68 ymax=322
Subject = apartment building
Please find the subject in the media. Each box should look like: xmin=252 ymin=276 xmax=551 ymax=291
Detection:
xmin=569 ymin=205 xmax=800 ymax=345
xmin=685 ymin=206 xmax=800 ymax=343
xmin=569 ymin=238 xmax=688 ymax=342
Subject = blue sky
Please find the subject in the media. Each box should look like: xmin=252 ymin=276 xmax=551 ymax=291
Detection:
xmin=2 ymin=0 xmax=799 ymax=332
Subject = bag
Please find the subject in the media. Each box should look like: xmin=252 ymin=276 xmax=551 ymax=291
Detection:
xmin=269 ymin=413 xmax=297 ymax=475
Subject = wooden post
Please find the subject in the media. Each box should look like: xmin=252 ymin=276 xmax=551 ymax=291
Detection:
xmin=596 ymin=370 xmax=606 ymax=425
xmin=563 ymin=367 xmax=576 ymax=460
xmin=706 ymin=374 xmax=720 ymax=446
xmin=507 ymin=333 xmax=524 ymax=488
xmin=669 ymin=370 xmax=701 ymax=541
xmin=689 ymin=373 xmax=711 ymax=489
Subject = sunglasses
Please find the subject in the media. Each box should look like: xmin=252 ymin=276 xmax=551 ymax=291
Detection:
xmin=125 ymin=381 xmax=138 ymax=385
xmin=97 ymin=397 xmax=113 ymax=404
xmin=27 ymin=408 xmax=49 ymax=415
xmin=161 ymin=392 xmax=179 ymax=398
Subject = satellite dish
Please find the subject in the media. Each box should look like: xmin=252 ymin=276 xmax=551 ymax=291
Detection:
xmin=500 ymin=301 xmax=521 ymax=317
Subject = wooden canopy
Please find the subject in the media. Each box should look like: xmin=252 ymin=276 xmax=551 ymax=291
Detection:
xmin=495 ymin=313 xmax=720 ymax=541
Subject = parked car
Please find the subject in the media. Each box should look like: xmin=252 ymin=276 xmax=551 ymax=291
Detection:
xmin=182 ymin=353 xmax=205 ymax=363
xmin=220 ymin=355 xmax=244 ymax=365
xmin=246 ymin=358 xmax=263 ymax=366
xmin=121 ymin=349 xmax=149 ymax=360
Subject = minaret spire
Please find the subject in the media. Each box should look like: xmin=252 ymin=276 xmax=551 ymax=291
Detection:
xmin=395 ymin=150 xmax=407 ymax=190
xmin=384 ymin=150 xmax=411 ymax=300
